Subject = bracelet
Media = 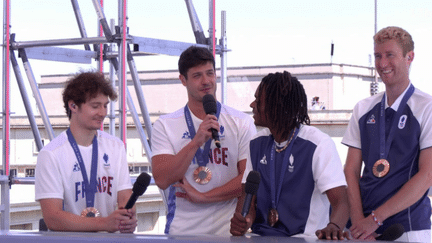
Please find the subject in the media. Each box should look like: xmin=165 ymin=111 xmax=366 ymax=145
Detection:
xmin=371 ymin=211 xmax=383 ymax=226
xmin=327 ymin=222 xmax=341 ymax=230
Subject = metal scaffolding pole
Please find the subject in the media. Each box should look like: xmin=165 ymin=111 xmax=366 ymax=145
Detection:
xmin=209 ymin=0 xmax=216 ymax=56
xmin=185 ymin=0 xmax=207 ymax=44
xmin=18 ymin=48 xmax=55 ymax=141
xmin=118 ymin=0 xmax=127 ymax=145
xmin=1 ymin=0 xmax=11 ymax=231
xmin=10 ymin=50 xmax=44 ymax=151
xmin=109 ymin=19 xmax=116 ymax=136
xmin=97 ymin=0 xmax=104 ymax=74
xmin=220 ymin=11 xmax=228 ymax=104
xmin=106 ymin=57 xmax=151 ymax=162
xmin=1 ymin=0 xmax=227 ymax=231
xmin=127 ymin=46 xmax=152 ymax=139
xmin=71 ymin=0 xmax=91 ymax=51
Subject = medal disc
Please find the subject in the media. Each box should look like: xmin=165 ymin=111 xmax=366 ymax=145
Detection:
xmin=193 ymin=166 xmax=212 ymax=185
xmin=80 ymin=207 xmax=101 ymax=217
xmin=268 ymin=208 xmax=279 ymax=227
xmin=373 ymin=159 xmax=390 ymax=178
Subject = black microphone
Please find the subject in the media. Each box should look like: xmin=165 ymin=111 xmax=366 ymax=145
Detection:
xmin=376 ymin=223 xmax=404 ymax=241
xmin=241 ymin=171 xmax=261 ymax=217
xmin=124 ymin=172 xmax=151 ymax=209
xmin=202 ymin=94 xmax=221 ymax=148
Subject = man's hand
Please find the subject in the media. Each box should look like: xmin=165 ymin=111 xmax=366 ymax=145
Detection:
xmin=192 ymin=114 xmax=219 ymax=147
xmin=117 ymin=208 xmax=137 ymax=233
xmin=349 ymin=215 xmax=379 ymax=240
xmin=230 ymin=212 xmax=252 ymax=236
xmin=173 ymin=178 xmax=206 ymax=203
xmin=104 ymin=208 xmax=135 ymax=233
xmin=315 ymin=222 xmax=348 ymax=240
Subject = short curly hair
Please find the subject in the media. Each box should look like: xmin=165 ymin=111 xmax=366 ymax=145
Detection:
xmin=62 ymin=71 xmax=117 ymax=119
xmin=374 ymin=26 xmax=414 ymax=56
xmin=178 ymin=46 xmax=215 ymax=79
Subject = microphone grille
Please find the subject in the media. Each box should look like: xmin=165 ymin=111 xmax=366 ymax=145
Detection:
xmin=133 ymin=172 xmax=151 ymax=195
xmin=202 ymin=94 xmax=217 ymax=114
xmin=245 ymin=171 xmax=260 ymax=194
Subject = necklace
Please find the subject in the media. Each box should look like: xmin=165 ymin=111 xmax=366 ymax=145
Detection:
xmin=275 ymin=128 xmax=296 ymax=153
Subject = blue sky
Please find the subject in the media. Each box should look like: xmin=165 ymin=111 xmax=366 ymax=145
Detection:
xmin=3 ymin=0 xmax=432 ymax=114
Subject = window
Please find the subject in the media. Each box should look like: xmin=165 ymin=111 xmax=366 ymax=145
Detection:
xmin=129 ymin=165 xmax=152 ymax=175
xmin=33 ymin=139 xmax=46 ymax=155
xmin=10 ymin=169 xmax=17 ymax=177
xmin=25 ymin=168 xmax=35 ymax=177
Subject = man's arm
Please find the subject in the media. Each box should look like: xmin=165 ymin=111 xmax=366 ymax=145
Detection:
xmin=230 ymin=184 xmax=256 ymax=236
xmin=348 ymin=147 xmax=432 ymax=240
xmin=373 ymin=147 xmax=432 ymax=224
xmin=343 ymin=147 xmax=364 ymax=224
xmin=343 ymin=146 xmax=376 ymax=240
xmin=117 ymin=189 xmax=137 ymax=233
xmin=315 ymin=186 xmax=350 ymax=240
xmin=151 ymin=115 xmax=218 ymax=190
xmin=152 ymin=143 xmax=200 ymax=190
xmin=39 ymin=198 xmax=132 ymax=232
xmin=174 ymin=159 xmax=246 ymax=203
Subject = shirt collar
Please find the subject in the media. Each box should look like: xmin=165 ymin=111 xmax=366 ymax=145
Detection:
xmin=385 ymin=82 xmax=412 ymax=111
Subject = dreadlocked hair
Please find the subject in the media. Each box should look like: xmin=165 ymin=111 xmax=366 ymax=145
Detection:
xmin=258 ymin=71 xmax=310 ymax=140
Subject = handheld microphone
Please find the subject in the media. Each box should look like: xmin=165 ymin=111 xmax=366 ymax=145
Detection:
xmin=241 ymin=171 xmax=261 ymax=217
xmin=202 ymin=94 xmax=221 ymax=148
xmin=376 ymin=223 xmax=404 ymax=241
xmin=124 ymin=172 xmax=151 ymax=209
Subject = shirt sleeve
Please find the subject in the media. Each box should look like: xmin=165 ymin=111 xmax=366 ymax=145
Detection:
xmin=35 ymin=150 xmax=64 ymax=201
xmin=342 ymin=102 xmax=362 ymax=149
xmin=237 ymin=116 xmax=257 ymax=163
xmin=418 ymin=97 xmax=432 ymax=150
xmin=150 ymin=118 xmax=176 ymax=157
xmin=313 ymin=135 xmax=347 ymax=194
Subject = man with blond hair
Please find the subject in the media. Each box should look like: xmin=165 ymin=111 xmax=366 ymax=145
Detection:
xmin=343 ymin=26 xmax=432 ymax=242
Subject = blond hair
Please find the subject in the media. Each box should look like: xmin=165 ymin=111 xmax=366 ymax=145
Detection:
xmin=374 ymin=26 xmax=414 ymax=56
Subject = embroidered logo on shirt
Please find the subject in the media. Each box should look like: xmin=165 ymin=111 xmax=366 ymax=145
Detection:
xmin=260 ymin=154 xmax=267 ymax=165
xmin=398 ymin=115 xmax=407 ymax=129
xmin=103 ymin=153 xmax=110 ymax=167
xmin=219 ymin=125 xmax=225 ymax=139
xmin=367 ymin=114 xmax=376 ymax=124
xmin=73 ymin=162 xmax=81 ymax=172
xmin=288 ymin=154 xmax=294 ymax=172
xmin=182 ymin=131 xmax=191 ymax=139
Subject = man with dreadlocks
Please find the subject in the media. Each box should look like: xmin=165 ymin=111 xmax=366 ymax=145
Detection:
xmin=230 ymin=71 xmax=349 ymax=240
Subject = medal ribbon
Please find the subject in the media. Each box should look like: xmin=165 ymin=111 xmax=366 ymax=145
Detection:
xmin=269 ymin=128 xmax=300 ymax=210
xmin=379 ymin=84 xmax=414 ymax=160
xmin=184 ymin=102 xmax=221 ymax=167
xmin=67 ymin=128 xmax=98 ymax=208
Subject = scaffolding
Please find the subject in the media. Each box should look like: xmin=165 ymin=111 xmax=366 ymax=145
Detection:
xmin=1 ymin=0 xmax=229 ymax=231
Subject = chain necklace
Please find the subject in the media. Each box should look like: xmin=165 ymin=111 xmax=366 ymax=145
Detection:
xmin=275 ymin=128 xmax=296 ymax=153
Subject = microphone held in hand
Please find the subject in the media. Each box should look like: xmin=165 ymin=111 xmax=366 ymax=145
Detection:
xmin=376 ymin=223 xmax=404 ymax=241
xmin=241 ymin=171 xmax=261 ymax=217
xmin=124 ymin=172 xmax=151 ymax=209
xmin=202 ymin=94 xmax=221 ymax=148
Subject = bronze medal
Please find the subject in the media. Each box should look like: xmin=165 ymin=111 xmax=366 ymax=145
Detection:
xmin=80 ymin=207 xmax=101 ymax=217
xmin=193 ymin=166 xmax=212 ymax=185
xmin=268 ymin=208 xmax=279 ymax=227
xmin=373 ymin=159 xmax=390 ymax=178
